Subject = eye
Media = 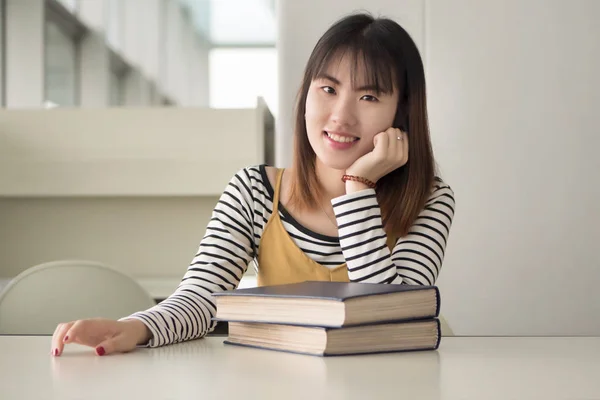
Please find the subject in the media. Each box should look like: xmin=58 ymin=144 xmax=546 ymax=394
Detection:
xmin=321 ymin=86 xmax=336 ymax=94
xmin=361 ymin=95 xmax=379 ymax=102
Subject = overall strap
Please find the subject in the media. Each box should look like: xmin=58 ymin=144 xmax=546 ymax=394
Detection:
xmin=272 ymin=168 xmax=285 ymax=212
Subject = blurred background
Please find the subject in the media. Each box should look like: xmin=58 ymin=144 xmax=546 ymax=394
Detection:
xmin=0 ymin=0 xmax=599 ymax=338
xmin=2 ymin=0 xmax=277 ymax=112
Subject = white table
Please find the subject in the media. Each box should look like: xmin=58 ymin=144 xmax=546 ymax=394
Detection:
xmin=0 ymin=336 xmax=598 ymax=400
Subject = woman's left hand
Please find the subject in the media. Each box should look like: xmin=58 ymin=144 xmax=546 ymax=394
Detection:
xmin=346 ymin=127 xmax=409 ymax=183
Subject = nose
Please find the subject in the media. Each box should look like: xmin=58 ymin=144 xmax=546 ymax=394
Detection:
xmin=330 ymin=94 xmax=358 ymax=127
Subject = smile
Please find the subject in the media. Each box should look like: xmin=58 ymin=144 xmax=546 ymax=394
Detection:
xmin=323 ymin=131 xmax=359 ymax=150
xmin=324 ymin=131 xmax=359 ymax=143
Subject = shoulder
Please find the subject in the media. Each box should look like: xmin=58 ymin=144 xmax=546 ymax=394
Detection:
xmin=263 ymin=165 xmax=279 ymax=189
xmin=225 ymin=164 xmax=278 ymax=200
xmin=228 ymin=164 xmax=268 ymax=187
xmin=425 ymin=176 xmax=455 ymax=207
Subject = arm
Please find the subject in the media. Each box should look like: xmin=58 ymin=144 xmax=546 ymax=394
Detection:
xmin=331 ymin=184 xmax=455 ymax=285
xmin=120 ymin=168 xmax=257 ymax=347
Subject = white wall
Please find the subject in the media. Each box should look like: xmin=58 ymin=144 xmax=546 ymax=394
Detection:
xmin=0 ymin=2 xmax=4 ymax=105
xmin=190 ymin=37 xmax=210 ymax=107
xmin=80 ymin=32 xmax=111 ymax=107
xmin=427 ymin=0 xmax=600 ymax=336
xmin=165 ymin=0 xmax=185 ymax=102
xmin=277 ymin=0 xmax=600 ymax=335
xmin=4 ymin=0 xmax=45 ymax=107
xmin=0 ymin=197 xmax=218 ymax=278
xmin=0 ymin=105 xmax=274 ymax=278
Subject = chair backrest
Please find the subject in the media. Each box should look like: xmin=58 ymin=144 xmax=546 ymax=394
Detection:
xmin=0 ymin=260 xmax=156 ymax=334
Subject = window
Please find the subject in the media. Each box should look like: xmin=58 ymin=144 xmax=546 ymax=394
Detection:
xmin=44 ymin=19 xmax=78 ymax=107
xmin=209 ymin=0 xmax=275 ymax=45
xmin=209 ymin=48 xmax=277 ymax=115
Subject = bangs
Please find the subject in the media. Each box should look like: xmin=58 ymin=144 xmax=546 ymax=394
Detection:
xmin=311 ymin=37 xmax=398 ymax=95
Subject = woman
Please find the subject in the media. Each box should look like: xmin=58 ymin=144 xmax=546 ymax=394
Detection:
xmin=51 ymin=12 xmax=455 ymax=356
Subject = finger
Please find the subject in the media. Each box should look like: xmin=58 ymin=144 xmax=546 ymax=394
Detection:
xmin=95 ymin=333 xmax=132 ymax=356
xmin=62 ymin=319 xmax=91 ymax=346
xmin=401 ymin=130 xmax=409 ymax=164
xmin=374 ymin=131 xmax=389 ymax=158
xmin=393 ymin=129 xmax=407 ymax=162
xmin=50 ymin=323 xmax=63 ymax=355
xmin=51 ymin=322 xmax=74 ymax=357
xmin=389 ymin=128 xmax=402 ymax=155
xmin=65 ymin=319 xmax=115 ymax=349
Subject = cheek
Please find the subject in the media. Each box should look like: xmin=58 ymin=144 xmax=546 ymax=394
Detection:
xmin=360 ymin=105 xmax=397 ymax=134
xmin=304 ymin=92 xmax=328 ymax=131
xmin=305 ymin=91 xmax=321 ymax=118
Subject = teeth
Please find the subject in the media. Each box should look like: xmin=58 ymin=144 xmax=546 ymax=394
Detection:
xmin=326 ymin=132 xmax=358 ymax=143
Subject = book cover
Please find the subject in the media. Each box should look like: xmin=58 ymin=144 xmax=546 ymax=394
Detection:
xmin=213 ymin=280 xmax=439 ymax=306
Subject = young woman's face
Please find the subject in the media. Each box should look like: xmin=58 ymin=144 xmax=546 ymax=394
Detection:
xmin=305 ymin=53 xmax=399 ymax=171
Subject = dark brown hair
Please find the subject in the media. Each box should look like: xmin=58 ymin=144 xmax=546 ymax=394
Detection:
xmin=288 ymin=12 xmax=436 ymax=238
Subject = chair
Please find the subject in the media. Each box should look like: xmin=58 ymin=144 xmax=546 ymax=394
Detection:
xmin=0 ymin=260 xmax=156 ymax=335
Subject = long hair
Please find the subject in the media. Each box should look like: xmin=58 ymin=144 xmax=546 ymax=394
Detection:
xmin=288 ymin=12 xmax=436 ymax=238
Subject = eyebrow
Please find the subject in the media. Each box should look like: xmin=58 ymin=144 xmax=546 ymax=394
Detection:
xmin=317 ymin=74 xmax=381 ymax=92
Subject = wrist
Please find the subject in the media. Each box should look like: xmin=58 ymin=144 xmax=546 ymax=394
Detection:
xmin=122 ymin=319 xmax=152 ymax=345
xmin=345 ymin=180 xmax=370 ymax=194
xmin=342 ymin=172 xmax=377 ymax=190
xmin=344 ymin=167 xmax=379 ymax=183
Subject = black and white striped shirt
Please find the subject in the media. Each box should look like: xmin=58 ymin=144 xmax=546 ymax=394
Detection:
xmin=125 ymin=164 xmax=455 ymax=347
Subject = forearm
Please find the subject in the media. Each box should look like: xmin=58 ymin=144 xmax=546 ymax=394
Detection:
xmin=332 ymin=189 xmax=403 ymax=284
xmin=335 ymin=180 xmax=455 ymax=286
xmin=344 ymin=180 xmax=370 ymax=194
xmin=119 ymin=319 xmax=152 ymax=346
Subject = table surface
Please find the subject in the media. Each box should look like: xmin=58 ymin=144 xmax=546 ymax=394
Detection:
xmin=0 ymin=335 xmax=598 ymax=400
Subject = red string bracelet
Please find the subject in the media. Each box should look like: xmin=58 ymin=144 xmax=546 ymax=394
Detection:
xmin=341 ymin=175 xmax=377 ymax=189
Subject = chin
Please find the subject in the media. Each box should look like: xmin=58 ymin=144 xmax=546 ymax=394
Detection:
xmin=316 ymin=154 xmax=355 ymax=171
xmin=308 ymin=133 xmax=362 ymax=171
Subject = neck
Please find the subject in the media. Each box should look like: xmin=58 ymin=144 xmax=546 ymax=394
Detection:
xmin=315 ymin=159 xmax=346 ymax=202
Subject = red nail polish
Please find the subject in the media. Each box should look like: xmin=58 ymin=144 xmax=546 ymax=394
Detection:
xmin=96 ymin=346 xmax=105 ymax=356
xmin=53 ymin=348 xmax=58 ymax=356
xmin=64 ymin=336 xmax=69 ymax=342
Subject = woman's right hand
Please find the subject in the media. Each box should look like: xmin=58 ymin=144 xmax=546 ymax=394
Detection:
xmin=51 ymin=318 xmax=151 ymax=357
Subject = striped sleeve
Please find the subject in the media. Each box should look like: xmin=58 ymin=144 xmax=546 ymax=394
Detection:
xmin=332 ymin=189 xmax=402 ymax=284
xmin=392 ymin=185 xmax=455 ymax=285
xmin=331 ymin=184 xmax=455 ymax=285
xmin=121 ymin=168 xmax=256 ymax=347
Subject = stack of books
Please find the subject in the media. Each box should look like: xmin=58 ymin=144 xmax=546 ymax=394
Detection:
xmin=212 ymin=281 xmax=441 ymax=356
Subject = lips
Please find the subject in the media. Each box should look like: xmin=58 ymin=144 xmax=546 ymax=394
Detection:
xmin=324 ymin=131 xmax=360 ymax=143
xmin=323 ymin=131 xmax=360 ymax=150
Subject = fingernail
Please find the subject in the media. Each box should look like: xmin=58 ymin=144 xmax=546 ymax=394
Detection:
xmin=63 ymin=336 xmax=69 ymax=342
xmin=53 ymin=348 xmax=58 ymax=356
xmin=96 ymin=346 xmax=105 ymax=356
